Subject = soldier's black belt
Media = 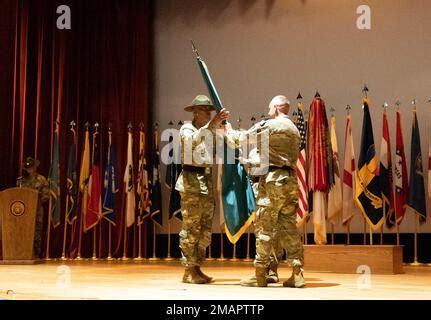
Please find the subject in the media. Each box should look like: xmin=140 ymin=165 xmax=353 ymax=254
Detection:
xmin=182 ymin=165 xmax=206 ymax=174
xmin=268 ymin=165 xmax=295 ymax=172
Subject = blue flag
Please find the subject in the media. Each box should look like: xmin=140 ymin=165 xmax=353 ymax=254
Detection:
xmin=407 ymin=110 xmax=426 ymax=223
xmin=103 ymin=134 xmax=118 ymax=225
xmin=48 ymin=126 xmax=61 ymax=228
xmin=66 ymin=127 xmax=78 ymax=224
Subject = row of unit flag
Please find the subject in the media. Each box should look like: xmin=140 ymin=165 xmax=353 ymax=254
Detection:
xmin=46 ymin=121 xmax=166 ymax=258
xmin=292 ymin=91 xmax=428 ymax=245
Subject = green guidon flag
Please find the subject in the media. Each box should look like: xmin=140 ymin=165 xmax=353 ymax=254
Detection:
xmin=191 ymin=41 xmax=255 ymax=243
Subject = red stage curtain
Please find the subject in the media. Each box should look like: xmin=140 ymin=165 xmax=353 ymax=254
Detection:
xmin=0 ymin=0 xmax=153 ymax=259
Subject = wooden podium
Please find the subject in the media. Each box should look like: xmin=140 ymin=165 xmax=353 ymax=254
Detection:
xmin=0 ymin=187 xmax=42 ymax=264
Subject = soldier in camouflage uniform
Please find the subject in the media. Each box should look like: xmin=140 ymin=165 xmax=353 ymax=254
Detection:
xmin=175 ymin=95 xmax=229 ymax=284
xmin=16 ymin=157 xmax=49 ymax=259
xmin=232 ymin=95 xmax=305 ymax=287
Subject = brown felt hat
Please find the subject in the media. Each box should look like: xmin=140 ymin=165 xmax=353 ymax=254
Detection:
xmin=184 ymin=95 xmax=215 ymax=112
xmin=22 ymin=157 xmax=40 ymax=171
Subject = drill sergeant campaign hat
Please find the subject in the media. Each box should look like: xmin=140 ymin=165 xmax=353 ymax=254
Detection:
xmin=184 ymin=95 xmax=215 ymax=112
xmin=22 ymin=157 xmax=40 ymax=171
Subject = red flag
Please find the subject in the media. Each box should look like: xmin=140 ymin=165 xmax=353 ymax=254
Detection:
xmin=308 ymin=96 xmax=331 ymax=244
xmin=380 ymin=110 xmax=395 ymax=228
xmin=342 ymin=112 xmax=356 ymax=226
xmin=394 ymin=110 xmax=408 ymax=224
xmin=85 ymin=127 xmax=101 ymax=231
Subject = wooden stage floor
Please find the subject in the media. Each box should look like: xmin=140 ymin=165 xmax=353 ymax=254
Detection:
xmin=0 ymin=260 xmax=430 ymax=300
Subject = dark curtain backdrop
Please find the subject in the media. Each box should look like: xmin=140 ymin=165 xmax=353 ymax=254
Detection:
xmin=0 ymin=0 xmax=153 ymax=258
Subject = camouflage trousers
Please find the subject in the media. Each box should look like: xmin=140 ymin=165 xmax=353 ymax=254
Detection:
xmin=179 ymin=193 xmax=215 ymax=267
xmin=34 ymin=206 xmax=44 ymax=258
xmin=254 ymin=174 xmax=304 ymax=268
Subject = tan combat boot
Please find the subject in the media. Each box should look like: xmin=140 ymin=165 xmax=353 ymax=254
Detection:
xmin=255 ymin=267 xmax=268 ymax=287
xmin=283 ymin=266 xmax=305 ymax=288
xmin=182 ymin=267 xmax=207 ymax=284
xmin=267 ymin=262 xmax=279 ymax=283
xmin=194 ymin=266 xmax=214 ymax=283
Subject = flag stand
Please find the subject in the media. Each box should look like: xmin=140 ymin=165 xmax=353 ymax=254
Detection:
xmin=243 ymin=227 xmax=253 ymax=262
xmin=60 ymin=197 xmax=69 ymax=260
xmin=409 ymin=214 xmax=423 ymax=265
xmin=149 ymin=223 xmax=160 ymax=261
xmin=164 ymin=220 xmax=175 ymax=261
xmin=45 ymin=198 xmax=53 ymax=261
xmin=107 ymin=223 xmax=114 ymax=260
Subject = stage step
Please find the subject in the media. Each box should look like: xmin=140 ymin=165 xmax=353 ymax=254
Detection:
xmin=304 ymin=245 xmax=403 ymax=274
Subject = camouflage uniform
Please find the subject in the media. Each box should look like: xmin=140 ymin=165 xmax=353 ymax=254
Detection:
xmin=251 ymin=116 xmax=302 ymax=268
xmin=230 ymin=116 xmax=302 ymax=269
xmin=16 ymin=173 xmax=49 ymax=258
xmin=175 ymin=119 xmax=218 ymax=268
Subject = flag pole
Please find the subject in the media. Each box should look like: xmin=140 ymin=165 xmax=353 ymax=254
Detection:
xmin=164 ymin=219 xmax=175 ymax=261
xmin=410 ymin=214 xmax=423 ymax=265
xmin=304 ymin=218 xmax=308 ymax=245
xmin=243 ymin=116 xmax=256 ymax=263
xmin=243 ymin=226 xmax=253 ymax=262
xmin=369 ymin=225 xmax=373 ymax=245
xmin=76 ymin=123 xmax=90 ymax=261
xmin=91 ymin=123 xmax=100 ymax=261
xmin=207 ymin=244 xmax=215 ymax=261
xmin=45 ymin=120 xmax=58 ymax=261
xmin=135 ymin=219 xmax=144 ymax=261
xmin=149 ymin=222 xmax=160 ymax=261
xmin=396 ymin=222 xmax=402 ymax=248
xmin=347 ymin=223 xmax=350 ymax=245
xmin=107 ymin=223 xmax=114 ymax=260
xmin=217 ymin=225 xmax=228 ymax=261
xmin=122 ymin=222 xmax=129 ymax=261
xmin=61 ymin=196 xmax=69 ymax=260
xmin=381 ymin=199 xmax=385 ymax=245
xmin=92 ymin=227 xmax=97 ymax=260
xmin=363 ymin=218 xmax=367 ymax=244
xmin=76 ymin=208 xmax=84 ymax=260
xmin=45 ymin=194 xmax=53 ymax=260
xmin=230 ymin=243 xmax=239 ymax=262
xmin=331 ymin=224 xmax=334 ymax=245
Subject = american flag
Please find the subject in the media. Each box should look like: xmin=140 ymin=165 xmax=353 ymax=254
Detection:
xmin=296 ymin=102 xmax=308 ymax=225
